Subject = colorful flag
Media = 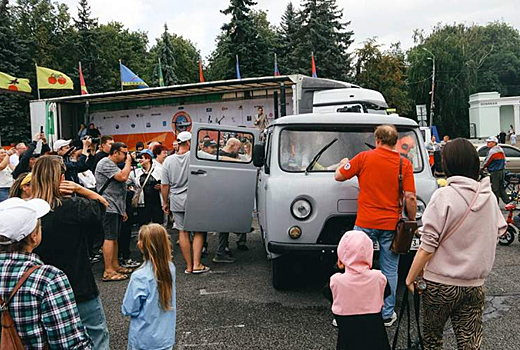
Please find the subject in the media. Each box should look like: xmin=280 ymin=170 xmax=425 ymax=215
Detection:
xmin=158 ymin=58 xmax=164 ymax=87
xmin=199 ymin=60 xmax=205 ymax=83
xmin=0 ymin=71 xmax=31 ymax=93
xmin=78 ymin=62 xmax=88 ymax=95
xmin=274 ymin=53 xmax=280 ymax=76
xmin=311 ymin=53 xmax=317 ymax=78
xmin=236 ymin=55 xmax=241 ymax=80
xmin=36 ymin=66 xmax=74 ymax=90
xmin=120 ymin=62 xmax=148 ymax=89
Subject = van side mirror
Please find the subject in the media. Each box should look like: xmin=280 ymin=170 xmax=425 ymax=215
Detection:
xmin=253 ymin=144 xmax=265 ymax=168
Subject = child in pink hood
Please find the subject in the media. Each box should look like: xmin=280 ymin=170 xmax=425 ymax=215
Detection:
xmin=326 ymin=230 xmax=390 ymax=350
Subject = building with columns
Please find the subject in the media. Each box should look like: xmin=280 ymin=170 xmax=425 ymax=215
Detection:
xmin=469 ymin=92 xmax=520 ymax=138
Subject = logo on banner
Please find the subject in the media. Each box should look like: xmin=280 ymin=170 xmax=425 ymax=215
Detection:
xmin=171 ymin=111 xmax=192 ymax=135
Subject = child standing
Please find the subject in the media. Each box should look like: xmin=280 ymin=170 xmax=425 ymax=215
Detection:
xmin=122 ymin=224 xmax=176 ymax=350
xmin=325 ymin=230 xmax=391 ymax=350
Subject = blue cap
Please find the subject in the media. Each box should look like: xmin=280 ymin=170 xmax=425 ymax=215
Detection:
xmin=140 ymin=149 xmax=154 ymax=158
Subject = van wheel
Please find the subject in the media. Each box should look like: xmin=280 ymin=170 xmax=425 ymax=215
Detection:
xmin=272 ymin=256 xmax=290 ymax=290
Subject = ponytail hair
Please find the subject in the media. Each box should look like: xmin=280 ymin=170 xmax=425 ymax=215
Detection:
xmin=138 ymin=224 xmax=173 ymax=310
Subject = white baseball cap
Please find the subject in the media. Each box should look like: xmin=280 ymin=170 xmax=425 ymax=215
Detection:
xmin=53 ymin=139 xmax=71 ymax=152
xmin=0 ymin=198 xmax=50 ymax=244
xmin=177 ymin=131 xmax=192 ymax=143
xmin=486 ymin=136 xmax=499 ymax=143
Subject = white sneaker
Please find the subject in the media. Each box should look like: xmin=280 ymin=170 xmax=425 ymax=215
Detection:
xmin=332 ymin=318 xmax=338 ymax=328
xmin=384 ymin=312 xmax=397 ymax=327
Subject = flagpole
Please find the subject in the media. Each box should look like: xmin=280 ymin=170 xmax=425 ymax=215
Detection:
xmin=119 ymin=59 xmax=123 ymax=91
xmin=35 ymin=63 xmax=41 ymax=100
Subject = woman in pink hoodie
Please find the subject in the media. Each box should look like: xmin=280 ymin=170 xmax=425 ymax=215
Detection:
xmin=325 ymin=230 xmax=390 ymax=350
xmin=406 ymin=138 xmax=507 ymax=349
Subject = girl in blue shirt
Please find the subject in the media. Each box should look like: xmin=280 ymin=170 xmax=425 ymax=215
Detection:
xmin=122 ymin=223 xmax=176 ymax=350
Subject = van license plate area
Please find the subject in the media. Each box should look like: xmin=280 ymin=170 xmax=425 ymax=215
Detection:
xmin=373 ymin=238 xmax=420 ymax=251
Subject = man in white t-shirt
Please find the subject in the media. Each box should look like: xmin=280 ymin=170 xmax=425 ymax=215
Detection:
xmin=9 ymin=142 xmax=27 ymax=167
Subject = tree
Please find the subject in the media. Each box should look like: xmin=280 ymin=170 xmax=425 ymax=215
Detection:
xmin=278 ymin=2 xmax=302 ymax=74
xmin=74 ymin=0 xmax=107 ymax=93
xmin=207 ymin=0 xmax=271 ymax=80
xmin=0 ymin=0 xmax=31 ymax=144
xmin=355 ymin=39 xmax=412 ymax=116
xmin=407 ymin=22 xmax=520 ymax=137
xmin=291 ymin=0 xmax=354 ymax=80
xmin=155 ymin=24 xmax=178 ymax=86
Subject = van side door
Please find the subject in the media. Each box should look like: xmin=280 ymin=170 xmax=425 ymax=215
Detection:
xmin=183 ymin=123 xmax=259 ymax=233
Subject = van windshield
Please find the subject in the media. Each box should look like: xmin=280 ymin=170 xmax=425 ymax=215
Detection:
xmin=279 ymin=127 xmax=423 ymax=173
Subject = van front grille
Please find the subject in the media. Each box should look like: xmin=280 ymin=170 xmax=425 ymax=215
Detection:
xmin=317 ymin=215 xmax=357 ymax=245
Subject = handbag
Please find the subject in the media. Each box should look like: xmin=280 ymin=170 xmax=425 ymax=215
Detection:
xmin=391 ymin=157 xmax=418 ymax=254
xmin=391 ymin=290 xmax=423 ymax=350
xmin=1 ymin=266 xmax=49 ymax=350
xmin=131 ymin=167 xmax=154 ymax=208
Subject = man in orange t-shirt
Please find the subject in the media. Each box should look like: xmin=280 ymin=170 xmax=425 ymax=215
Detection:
xmin=334 ymin=124 xmax=417 ymax=327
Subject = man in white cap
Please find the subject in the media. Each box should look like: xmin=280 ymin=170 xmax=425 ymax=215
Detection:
xmin=0 ymin=198 xmax=93 ymax=348
xmin=161 ymin=131 xmax=209 ymax=274
xmin=55 ymin=138 xmax=92 ymax=184
xmin=482 ymin=136 xmax=508 ymax=203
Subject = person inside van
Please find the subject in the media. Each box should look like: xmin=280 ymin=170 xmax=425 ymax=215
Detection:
xmin=323 ymin=230 xmax=390 ymax=350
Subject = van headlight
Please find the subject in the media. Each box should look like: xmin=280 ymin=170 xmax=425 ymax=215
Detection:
xmin=416 ymin=199 xmax=426 ymax=220
xmin=291 ymin=198 xmax=312 ymax=220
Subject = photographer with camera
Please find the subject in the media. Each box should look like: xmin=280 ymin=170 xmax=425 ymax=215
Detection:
xmin=12 ymin=132 xmax=51 ymax=179
xmin=87 ymin=135 xmax=114 ymax=173
xmin=54 ymin=137 xmax=91 ymax=184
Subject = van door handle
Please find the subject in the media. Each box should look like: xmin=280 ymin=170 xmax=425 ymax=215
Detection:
xmin=191 ymin=169 xmax=207 ymax=175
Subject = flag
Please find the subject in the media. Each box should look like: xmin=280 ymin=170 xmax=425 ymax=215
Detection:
xmin=274 ymin=53 xmax=280 ymax=76
xmin=158 ymin=58 xmax=164 ymax=87
xmin=311 ymin=53 xmax=317 ymax=78
xmin=36 ymin=66 xmax=74 ymax=90
xmin=0 ymin=71 xmax=31 ymax=93
xmin=236 ymin=55 xmax=241 ymax=80
xmin=199 ymin=60 xmax=205 ymax=83
xmin=78 ymin=62 xmax=88 ymax=95
xmin=120 ymin=62 xmax=148 ymax=89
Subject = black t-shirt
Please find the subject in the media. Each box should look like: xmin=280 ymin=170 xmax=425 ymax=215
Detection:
xmin=35 ymin=196 xmax=105 ymax=303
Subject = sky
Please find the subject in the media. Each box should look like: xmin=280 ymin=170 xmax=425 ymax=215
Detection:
xmin=59 ymin=0 xmax=520 ymax=59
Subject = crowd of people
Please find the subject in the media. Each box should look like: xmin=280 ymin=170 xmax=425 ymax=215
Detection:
xmin=0 ymin=123 xmax=507 ymax=349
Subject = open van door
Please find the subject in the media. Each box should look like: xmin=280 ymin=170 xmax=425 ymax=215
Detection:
xmin=183 ymin=123 xmax=259 ymax=233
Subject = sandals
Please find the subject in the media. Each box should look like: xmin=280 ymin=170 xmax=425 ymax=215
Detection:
xmin=102 ymin=272 xmax=128 ymax=282
xmin=117 ymin=267 xmax=134 ymax=274
xmin=192 ymin=265 xmax=210 ymax=275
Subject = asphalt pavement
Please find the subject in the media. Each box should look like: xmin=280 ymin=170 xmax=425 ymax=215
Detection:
xmin=94 ymin=221 xmax=520 ymax=350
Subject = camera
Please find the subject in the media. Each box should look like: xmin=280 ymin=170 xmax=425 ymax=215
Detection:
xmin=81 ymin=135 xmax=100 ymax=144
xmin=131 ymin=152 xmax=143 ymax=167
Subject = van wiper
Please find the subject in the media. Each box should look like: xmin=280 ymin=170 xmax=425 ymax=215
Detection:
xmin=305 ymin=138 xmax=338 ymax=175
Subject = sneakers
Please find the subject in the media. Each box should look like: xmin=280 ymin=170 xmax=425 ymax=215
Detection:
xmin=383 ymin=312 xmax=398 ymax=327
xmin=212 ymin=255 xmax=237 ymax=263
xmin=332 ymin=318 xmax=338 ymax=328
xmin=89 ymin=254 xmax=102 ymax=265
xmin=120 ymin=259 xmax=141 ymax=269
xmin=201 ymin=247 xmax=208 ymax=258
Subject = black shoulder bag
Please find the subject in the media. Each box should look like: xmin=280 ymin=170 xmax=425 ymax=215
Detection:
xmin=97 ymin=177 xmax=114 ymax=196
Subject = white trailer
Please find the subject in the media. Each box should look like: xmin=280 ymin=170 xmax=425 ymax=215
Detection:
xmin=30 ymin=75 xmax=387 ymax=149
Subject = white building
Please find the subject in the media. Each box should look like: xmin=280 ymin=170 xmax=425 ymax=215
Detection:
xmin=469 ymin=92 xmax=520 ymax=138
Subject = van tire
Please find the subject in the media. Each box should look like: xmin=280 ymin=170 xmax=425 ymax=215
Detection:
xmin=271 ymin=256 xmax=289 ymax=290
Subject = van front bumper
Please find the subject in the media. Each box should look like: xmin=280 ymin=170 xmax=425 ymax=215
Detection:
xmin=268 ymin=241 xmax=338 ymax=255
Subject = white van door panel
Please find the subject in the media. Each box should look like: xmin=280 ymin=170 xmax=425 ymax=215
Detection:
xmin=183 ymin=123 xmax=259 ymax=233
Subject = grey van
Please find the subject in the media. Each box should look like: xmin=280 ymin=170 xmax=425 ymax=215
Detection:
xmin=183 ymin=112 xmax=438 ymax=289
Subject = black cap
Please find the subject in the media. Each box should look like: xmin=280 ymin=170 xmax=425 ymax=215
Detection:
xmin=203 ymin=140 xmax=217 ymax=148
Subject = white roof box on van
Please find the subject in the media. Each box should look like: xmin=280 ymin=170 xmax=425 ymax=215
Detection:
xmin=312 ymin=88 xmax=388 ymax=114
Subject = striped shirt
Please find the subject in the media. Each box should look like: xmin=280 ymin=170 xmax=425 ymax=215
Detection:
xmin=0 ymin=252 xmax=93 ymax=349
xmin=483 ymin=145 xmax=506 ymax=172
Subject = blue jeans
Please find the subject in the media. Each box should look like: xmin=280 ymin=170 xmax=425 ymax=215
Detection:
xmin=0 ymin=188 xmax=9 ymax=202
xmin=77 ymin=296 xmax=110 ymax=350
xmin=354 ymin=226 xmax=399 ymax=319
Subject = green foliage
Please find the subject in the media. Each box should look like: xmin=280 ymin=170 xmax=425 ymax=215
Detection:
xmin=0 ymin=0 xmax=31 ymax=144
xmin=278 ymin=2 xmax=302 ymax=75
xmin=355 ymin=39 xmax=412 ymax=116
xmin=407 ymin=22 xmax=520 ymax=137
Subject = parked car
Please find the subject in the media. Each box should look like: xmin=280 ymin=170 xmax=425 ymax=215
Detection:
xmin=477 ymin=144 xmax=520 ymax=173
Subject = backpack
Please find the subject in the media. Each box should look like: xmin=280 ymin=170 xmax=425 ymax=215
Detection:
xmin=1 ymin=265 xmax=41 ymax=350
